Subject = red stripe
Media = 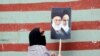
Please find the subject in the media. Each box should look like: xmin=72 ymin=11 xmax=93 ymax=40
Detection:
xmin=0 ymin=0 xmax=99 ymax=11
xmin=0 ymin=21 xmax=100 ymax=31
xmin=0 ymin=41 xmax=100 ymax=51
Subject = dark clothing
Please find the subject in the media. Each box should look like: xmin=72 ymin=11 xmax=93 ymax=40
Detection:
xmin=61 ymin=28 xmax=71 ymax=39
xmin=51 ymin=27 xmax=70 ymax=39
xmin=29 ymin=28 xmax=46 ymax=46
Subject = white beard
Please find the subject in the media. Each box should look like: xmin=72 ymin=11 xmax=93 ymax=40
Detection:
xmin=61 ymin=21 xmax=69 ymax=33
xmin=52 ymin=20 xmax=62 ymax=31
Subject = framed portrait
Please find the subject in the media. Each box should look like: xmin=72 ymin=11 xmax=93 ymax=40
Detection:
xmin=51 ymin=8 xmax=71 ymax=39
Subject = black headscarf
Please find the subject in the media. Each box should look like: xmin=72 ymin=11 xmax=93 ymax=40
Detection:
xmin=29 ymin=27 xmax=46 ymax=46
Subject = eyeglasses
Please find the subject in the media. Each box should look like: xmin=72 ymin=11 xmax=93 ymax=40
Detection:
xmin=54 ymin=19 xmax=61 ymax=21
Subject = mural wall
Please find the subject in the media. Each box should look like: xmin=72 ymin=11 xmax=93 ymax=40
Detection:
xmin=0 ymin=0 xmax=100 ymax=56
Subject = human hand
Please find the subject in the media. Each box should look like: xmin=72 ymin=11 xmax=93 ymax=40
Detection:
xmin=51 ymin=51 xmax=56 ymax=56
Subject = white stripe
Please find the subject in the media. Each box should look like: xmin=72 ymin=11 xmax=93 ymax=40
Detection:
xmin=0 ymin=9 xmax=100 ymax=23
xmin=1 ymin=50 xmax=100 ymax=56
xmin=0 ymin=30 xmax=100 ymax=44
xmin=0 ymin=0 xmax=79 ymax=4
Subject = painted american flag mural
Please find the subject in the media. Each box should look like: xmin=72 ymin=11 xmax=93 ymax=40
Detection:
xmin=0 ymin=0 xmax=100 ymax=56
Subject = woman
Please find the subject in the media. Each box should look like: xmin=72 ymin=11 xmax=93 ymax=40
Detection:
xmin=28 ymin=27 xmax=51 ymax=56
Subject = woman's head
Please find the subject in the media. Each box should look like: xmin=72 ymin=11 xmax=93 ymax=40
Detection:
xmin=29 ymin=27 xmax=46 ymax=46
xmin=30 ymin=27 xmax=45 ymax=36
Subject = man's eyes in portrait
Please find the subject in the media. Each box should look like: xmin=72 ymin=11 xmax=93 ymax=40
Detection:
xmin=54 ymin=19 xmax=61 ymax=21
xmin=62 ymin=19 xmax=68 ymax=22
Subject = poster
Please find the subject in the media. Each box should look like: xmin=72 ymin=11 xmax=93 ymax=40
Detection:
xmin=51 ymin=8 xmax=71 ymax=39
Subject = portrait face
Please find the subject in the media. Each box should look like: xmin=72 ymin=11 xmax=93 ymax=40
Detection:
xmin=62 ymin=14 xmax=69 ymax=26
xmin=53 ymin=16 xmax=61 ymax=25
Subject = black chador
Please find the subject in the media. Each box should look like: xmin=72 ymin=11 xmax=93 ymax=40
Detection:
xmin=29 ymin=28 xmax=46 ymax=46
